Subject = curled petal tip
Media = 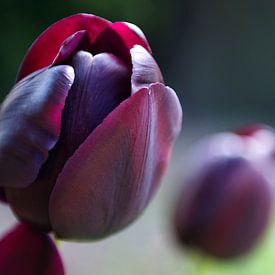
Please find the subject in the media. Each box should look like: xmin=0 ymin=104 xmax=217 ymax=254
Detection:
xmin=130 ymin=45 xmax=164 ymax=93
xmin=0 ymin=65 xmax=74 ymax=188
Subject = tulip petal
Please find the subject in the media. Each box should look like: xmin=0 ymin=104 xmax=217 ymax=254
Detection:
xmin=92 ymin=22 xmax=151 ymax=65
xmin=0 ymin=223 xmax=64 ymax=275
xmin=123 ymin=22 xmax=151 ymax=52
xmin=0 ymin=65 xmax=75 ymax=188
xmin=130 ymin=45 xmax=164 ymax=93
xmin=18 ymin=13 xmax=110 ymax=81
xmin=53 ymin=30 xmax=89 ymax=65
xmin=5 ymin=51 xmax=130 ymax=228
xmin=111 ymin=22 xmax=151 ymax=53
xmin=49 ymin=83 xmax=182 ymax=240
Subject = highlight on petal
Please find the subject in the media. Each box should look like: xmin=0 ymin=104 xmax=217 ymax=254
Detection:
xmin=17 ymin=13 xmax=110 ymax=80
xmin=5 ymin=50 xmax=130 ymax=228
xmin=0 ymin=65 xmax=75 ymax=188
xmin=0 ymin=223 xmax=64 ymax=275
xmin=49 ymin=83 xmax=182 ymax=240
xmin=130 ymin=45 xmax=164 ymax=93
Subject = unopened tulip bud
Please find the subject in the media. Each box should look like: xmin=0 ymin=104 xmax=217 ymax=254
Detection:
xmin=174 ymin=125 xmax=273 ymax=258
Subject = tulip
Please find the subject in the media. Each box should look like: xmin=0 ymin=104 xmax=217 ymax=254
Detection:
xmin=0 ymin=223 xmax=64 ymax=275
xmin=174 ymin=125 xmax=273 ymax=258
xmin=0 ymin=13 xmax=182 ymax=240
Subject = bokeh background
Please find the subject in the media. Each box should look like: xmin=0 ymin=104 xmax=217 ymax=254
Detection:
xmin=1 ymin=0 xmax=275 ymax=274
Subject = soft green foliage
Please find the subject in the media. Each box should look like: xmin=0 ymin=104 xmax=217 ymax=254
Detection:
xmin=182 ymin=219 xmax=275 ymax=275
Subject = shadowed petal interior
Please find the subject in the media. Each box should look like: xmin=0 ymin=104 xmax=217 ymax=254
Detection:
xmin=49 ymin=83 xmax=182 ymax=240
xmin=0 ymin=65 xmax=74 ymax=188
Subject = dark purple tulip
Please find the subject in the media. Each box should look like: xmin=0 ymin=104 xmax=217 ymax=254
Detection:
xmin=174 ymin=125 xmax=273 ymax=258
xmin=0 ymin=14 xmax=182 ymax=240
xmin=0 ymin=223 xmax=64 ymax=275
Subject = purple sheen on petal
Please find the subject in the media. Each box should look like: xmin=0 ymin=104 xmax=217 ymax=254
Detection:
xmin=49 ymin=83 xmax=182 ymax=240
xmin=5 ymin=50 xmax=130 ymax=228
xmin=0 ymin=223 xmax=64 ymax=275
xmin=130 ymin=45 xmax=164 ymax=93
xmin=0 ymin=66 xmax=74 ymax=188
xmin=53 ymin=30 xmax=89 ymax=65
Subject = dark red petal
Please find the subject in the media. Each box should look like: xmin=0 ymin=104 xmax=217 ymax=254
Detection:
xmin=0 ymin=66 xmax=74 ymax=188
xmin=0 ymin=223 xmax=64 ymax=275
xmin=130 ymin=45 xmax=164 ymax=93
xmin=111 ymin=22 xmax=151 ymax=53
xmin=5 ymin=51 xmax=130 ymax=228
xmin=123 ymin=22 xmax=151 ymax=52
xmin=49 ymin=83 xmax=182 ymax=240
xmin=92 ymin=22 xmax=151 ymax=65
xmin=17 ymin=13 xmax=110 ymax=81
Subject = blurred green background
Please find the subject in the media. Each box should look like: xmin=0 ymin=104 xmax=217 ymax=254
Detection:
xmin=1 ymin=0 xmax=275 ymax=274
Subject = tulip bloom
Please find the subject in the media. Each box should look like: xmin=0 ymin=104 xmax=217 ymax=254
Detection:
xmin=0 ymin=13 xmax=182 ymax=240
xmin=174 ymin=125 xmax=273 ymax=258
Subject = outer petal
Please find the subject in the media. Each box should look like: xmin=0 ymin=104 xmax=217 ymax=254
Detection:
xmin=130 ymin=45 xmax=164 ymax=93
xmin=0 ymin=66 xmax=74 ymax=188
xmin=49 ymin=83 xmax=182 ymax=240
xmin=17 ymin=13 xmax=110 ymax=81
xmin=0 ymin=223 xmax=64 ymax=275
